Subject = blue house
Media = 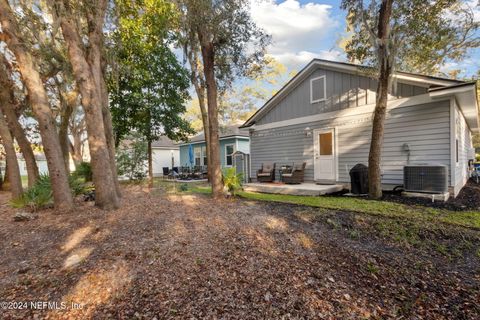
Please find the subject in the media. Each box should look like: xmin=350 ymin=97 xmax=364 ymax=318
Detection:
xmin=179 ymin=125 xmax=250 ymax=168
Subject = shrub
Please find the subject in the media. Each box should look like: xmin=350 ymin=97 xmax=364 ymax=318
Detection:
xmin=10 ymin=174 xmax=89 ymax=211
xmin=73 ymin=162 xmax=93 ymax=182
xmin=116 ymin=135 xmax=147 ymax=181
xmin=222 ymin=167 xmax=243 ymax=196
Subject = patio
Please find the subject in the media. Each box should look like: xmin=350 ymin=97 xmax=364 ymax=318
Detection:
xmin=243 ymin=182 xmax=344 ymax=196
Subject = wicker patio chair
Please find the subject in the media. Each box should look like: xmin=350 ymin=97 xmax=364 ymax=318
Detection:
xmin=257 ymin=162 xmax=276 ymax=182
xmin=282 ymin=162 xmax=306 ymax=184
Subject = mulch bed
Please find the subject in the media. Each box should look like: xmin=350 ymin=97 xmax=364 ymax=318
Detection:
xmin=381 ymin=179 xmax=480 ymax=211
xmin=0 ymin=186 xmax=479 ymax=319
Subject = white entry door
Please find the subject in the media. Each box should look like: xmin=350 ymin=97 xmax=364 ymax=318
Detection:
xmin=314 ymin=129 xmax=336 ymax=182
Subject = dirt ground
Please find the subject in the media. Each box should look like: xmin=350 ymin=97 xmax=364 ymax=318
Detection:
xmin=0 ymin=185 xmax=479 ymax=319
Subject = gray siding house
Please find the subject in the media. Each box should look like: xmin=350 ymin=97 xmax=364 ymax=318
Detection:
xmin=241 ymin=59 xmax=479 ymax=196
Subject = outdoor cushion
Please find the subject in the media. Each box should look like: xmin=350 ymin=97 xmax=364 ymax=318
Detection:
xmin=257 ymin=172 xmax=272 ymax=177
xmin=262 ymin=163 xmax=274 ymax=173
xmin=292 ymin=163 xmax=304 ymax=171
xmin=282 ymin=173 xmax=293 ymax=177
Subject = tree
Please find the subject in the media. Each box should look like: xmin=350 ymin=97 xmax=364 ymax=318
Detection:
xmin=51 ymin=0 xmax=120 ymax=209
xmin=218 ymin=58 xmax=291 ymax=124
xmin=176 ymin=0 xmax=270 ymax=199
xmin=185 ymin=57 xmax=291 ymax=127
xmin=116 ymin=133 xmax=148 ymax=181
xmin=110 ymin=0 xmax=193 ymax=187
xmin=341 ymin=0 xmax=480 ymax=198
xmin=0 ymin=57 xmax=39 ymax=187
xmin=0 ymin=0 xmax=74 ymax=209
xmin=0 ymin=108 xmax=22 ymax=198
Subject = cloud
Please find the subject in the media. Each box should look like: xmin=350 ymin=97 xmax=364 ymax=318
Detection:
xmin=270 ymin=50 xmax=344 ymax=68
xmin=250 ymin=0 xmax=343 ymax=67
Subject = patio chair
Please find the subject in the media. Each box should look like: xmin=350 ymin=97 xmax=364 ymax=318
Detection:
xmin=162 ymin=167 xmax=171 ymax=180
xmin=193 ymin=165 xmax=203 ymax=179
xmin=257 ymin=162 xmax=276 ymax=182
xmin=282 ymin=162 xmax=306 ymax=184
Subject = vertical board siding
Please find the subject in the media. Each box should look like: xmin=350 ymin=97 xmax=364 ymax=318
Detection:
xmin=256 ymin=67 xmax=428 ymax=126
xmin=250 ymin=100 xmax=451 ymax=186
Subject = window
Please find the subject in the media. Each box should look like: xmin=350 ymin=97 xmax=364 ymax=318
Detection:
xmin=319 ymin=132 xmax=333 ymax=155
xmin=225 ymin=144 xmax=235 ymax=166
xmin=201 ymin=146 xmax=207 ymax=166
xmin=310 ymin=75 xmax=326 ymax=103
xmin=194 ymin=147 xmax=201 ymax=166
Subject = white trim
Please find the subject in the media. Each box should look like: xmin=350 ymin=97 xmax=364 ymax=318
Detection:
xmin=224 ymin=143 xmax=235 ymax=167
xmin=313 ymin=128 xmax=336 ymax=182
xmin=178 ymin=135 xmax=249 ymax=146
xmin=335 ymin=126 xmax=339 ymax=181
xmin=429 ymin=84 xmax=475 ymax=97
xmin=310 ymin=75 xmax=326 ymax=103
xmin=251 ymin=93 xmax=435 ymax=131
xmin=201 ymin=145 xmax=207 ymax=166
xmin=449 ymin=98 xmax=456 ymax=188
xmin=193 ymin=146 xmax=202 ymax=166
xmin=152 ymin=146 xmax=180 ymax=150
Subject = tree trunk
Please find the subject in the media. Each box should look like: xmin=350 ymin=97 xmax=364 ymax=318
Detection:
xmin=0 ymin=108 xmax=23 ymax=198
xmin=197 ymin=29 xmax=223 ymax=199
xmin=58 ymin=12 xmax=119 ymax=210
xmin=69 ymin=137 xmax=83 ymax=168
xmin=0 ymin=163 xmax=3 ymax=190
xmin=3 ymin=161 xmax=9 ymax=187
xmin=187 ymin=47 xmax=211 ymax=181
xmin=148 ymin=140 xmax=153 ymax=188
xmin=1 ymin=105 xmax=39 ymax=187
xmin=197 ymin=87 xmax=211 ymax=180
xmin=368 ymin=0 xmax=393 ymax=199
xmin=69 ymin=115 xmax=86 ymax=168
xmin=58 ymin=99 xmax=74 ymax=174
xmin=81 ymin=0 xmax=121 ymax=198
xmin=0 ymin=0 xmax=74 ymax=210
xmin=0 ymin=61 xmax=39 ymax=187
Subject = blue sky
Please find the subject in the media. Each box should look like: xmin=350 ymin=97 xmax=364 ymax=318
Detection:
xmin=251 ymin=0 xmax=480 ymax=78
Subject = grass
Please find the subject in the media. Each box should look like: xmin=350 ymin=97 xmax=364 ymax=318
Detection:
xmin=154 ymin=179 xmax=480 ymax=258
xmin=235 ymin=191 xmax=480 ymax=230
xmin=153 ymin=179 xmax=480 ymax=230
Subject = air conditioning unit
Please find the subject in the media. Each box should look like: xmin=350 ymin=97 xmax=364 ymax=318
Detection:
xmin=403 ymin=164 xmax=448 ymax=193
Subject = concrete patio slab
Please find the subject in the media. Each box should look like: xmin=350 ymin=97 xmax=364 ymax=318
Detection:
xmin=243 ymin=182 xmax=344 ymax=196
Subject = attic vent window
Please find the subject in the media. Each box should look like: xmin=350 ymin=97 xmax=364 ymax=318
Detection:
xmin=310 ymin=75 xmax=326 ymax=103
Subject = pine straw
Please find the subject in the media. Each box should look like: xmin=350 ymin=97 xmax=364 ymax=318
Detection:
xmin=0 ymin=185 xmax=479 ymax=319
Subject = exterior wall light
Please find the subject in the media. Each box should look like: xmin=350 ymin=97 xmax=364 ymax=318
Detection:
xmin=304 ymin=127 xmax=312 ymax=137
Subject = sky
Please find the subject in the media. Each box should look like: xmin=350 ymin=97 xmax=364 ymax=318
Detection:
xmin=250 ymin=0 xmax=480 ymax=78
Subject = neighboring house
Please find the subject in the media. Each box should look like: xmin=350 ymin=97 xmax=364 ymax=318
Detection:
xmin=17 ymin=153 xmax=49 ymax=176
xmin=151 ymin=136 xmax=180 ymax=176
xmin=241 ymin=59 xmax=479 ymax=196
xmin=179 ymin=125 xmax=250 ymax=168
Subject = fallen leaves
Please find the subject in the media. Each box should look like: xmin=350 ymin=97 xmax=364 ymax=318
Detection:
xmin=0 ymin=185 xmax=478 ymax=319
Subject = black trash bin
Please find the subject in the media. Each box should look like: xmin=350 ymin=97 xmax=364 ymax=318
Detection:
xmin=350 ymin=164 xmax=368 ymax=194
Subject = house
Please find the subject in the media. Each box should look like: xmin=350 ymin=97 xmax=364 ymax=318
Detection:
xmin=241 ymin=59 xmax=479 ymax=196
xmin=17 ymin=153 xmax=49 ymax=176
xmin=151 ymin=136 xmax=180 ymax=176
xmin=179 ymin=125 xmax=250 ymax=168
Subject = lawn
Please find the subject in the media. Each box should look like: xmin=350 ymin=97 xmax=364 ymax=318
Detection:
xmin=0 ymin=182 xmax=479 ymax=319
xmin=167 ymin=180 xmax=480 ymax=229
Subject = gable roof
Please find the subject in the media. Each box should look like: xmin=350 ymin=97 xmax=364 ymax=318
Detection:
xmin=185 ymin=125 xmax=249 ymax=144
xmin=151 ymin=136 xmax=179 ymax=149
xmin=241 ymin=59 xmax=469 ymax=128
